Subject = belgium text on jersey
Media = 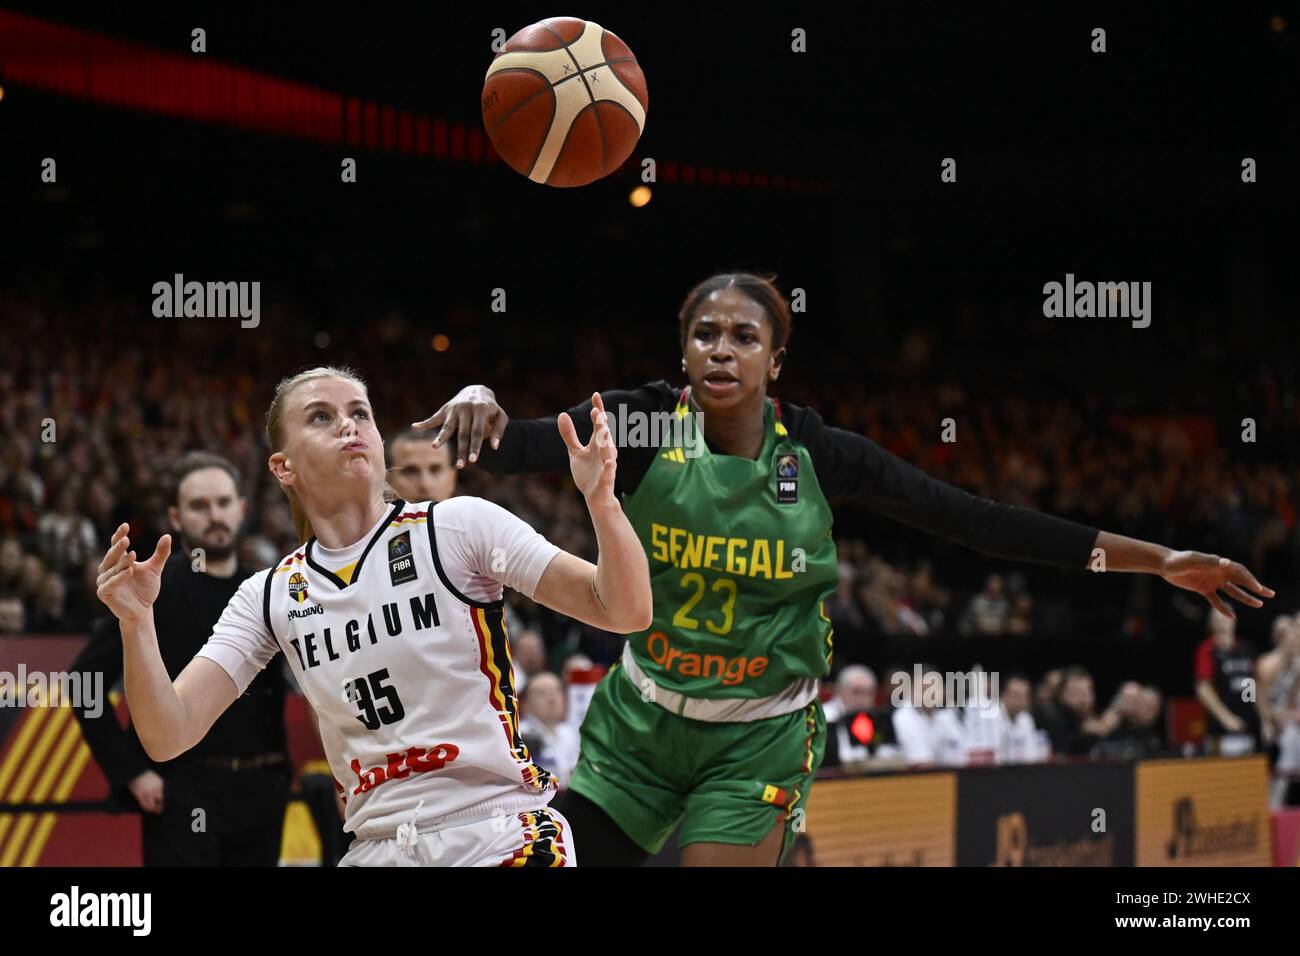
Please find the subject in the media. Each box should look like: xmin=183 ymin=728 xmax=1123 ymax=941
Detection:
xmin=1042 ymin=274 xmax=1152 ymax=328
xmin=151 ymin=274 xmax=261 ymax=328
xmin=0 ymin=665 xmax=103 ymax=718
xmin=284 ymin=592 xmax=440 ymax=671
xmin=50 ymin=886 xmax=151 ymax=937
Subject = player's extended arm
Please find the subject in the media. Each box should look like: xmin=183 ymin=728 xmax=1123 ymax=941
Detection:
xmin=96 ymin=525 xmax=239 ymax=761
xmin=815 ymin=422 xmax=1274 ymax=618
xmin=530 ymin=393 xmax=653 ymax=633
xmin=412 ymin=382 xmax=666 ymax=497
xmin=1091 ymin=530 xmax=1273 ymax=620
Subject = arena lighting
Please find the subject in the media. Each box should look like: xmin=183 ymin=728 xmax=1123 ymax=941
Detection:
xmin=431 ymin=334 xmax=450 ymax=352
xmin=629 ymin=185 xmax=652 ymax=207
xmin=0 ymin=10 xmax=836 ymax=194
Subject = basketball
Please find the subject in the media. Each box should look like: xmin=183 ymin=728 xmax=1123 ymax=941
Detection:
xmin=481 ymin=17 xmax=648 ymax=187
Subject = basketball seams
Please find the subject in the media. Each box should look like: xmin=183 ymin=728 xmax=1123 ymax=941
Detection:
xmin=592 ymin=99 xmax=641 ymax=175
xmin=483 ymin=68 xmax=554 ymax=134
xmin=575 ymin=67 xmax=608 ymax=181
xmin=540 ymin=20 xmax=609 ymax=185
xmin=601 ymin=61 xmax=647 ymax=116
xmin=496 ymin=23 xmax=640 ymax=105
xmin=549 ymin=99 xmax=641 ymax=184
xmin=543 ymin=22 xmax=597 ymax=105
xmin=537 ymin=19 xmax=586 ymax=54
xmin=599 ymin=32 xmax=647 ymax=114
xmin=546 ymin=59 xmax=635 ymax=94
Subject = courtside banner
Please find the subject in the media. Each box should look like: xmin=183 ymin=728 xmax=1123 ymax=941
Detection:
xmin=1135 ymin=756 xmax=1271 ymax=867
xmin=803 ymin=772 xmax=956 ymax=866
xmin=955 ymin=762 xmax=1134 ymax=866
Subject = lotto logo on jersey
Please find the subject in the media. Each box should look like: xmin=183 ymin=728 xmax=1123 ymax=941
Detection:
xmin=288 ymin=572 xmax=309 ymax=603
xmin=349 ymin=743 xmax=461 ymax=796
xmin=775 ymin=454 xmax=799 ymax=504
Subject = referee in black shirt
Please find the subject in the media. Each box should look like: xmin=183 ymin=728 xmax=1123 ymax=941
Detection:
xmin=72 ymin=451 xmax=290 ymax=866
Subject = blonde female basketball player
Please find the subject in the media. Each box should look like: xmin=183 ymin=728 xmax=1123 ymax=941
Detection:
xmin=95 ymin=366 xmax=651 ymax=867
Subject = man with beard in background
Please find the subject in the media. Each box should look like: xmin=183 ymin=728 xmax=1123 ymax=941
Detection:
xmin=72 ymin=451 xmax=290 ymax=865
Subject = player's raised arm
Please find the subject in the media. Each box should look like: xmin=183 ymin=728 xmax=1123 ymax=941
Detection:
xmin=530 ymin=393 xmax=653 ymax=633
xmin=96 ymin=524 xmax=239 ymax=761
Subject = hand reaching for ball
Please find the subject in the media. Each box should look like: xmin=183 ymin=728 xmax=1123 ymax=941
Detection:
xmin=557 ymin=392 xmax=617 ymax=503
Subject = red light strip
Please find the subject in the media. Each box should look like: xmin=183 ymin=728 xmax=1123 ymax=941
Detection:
xmin=0 ymin=10 xmax=833 ymax=192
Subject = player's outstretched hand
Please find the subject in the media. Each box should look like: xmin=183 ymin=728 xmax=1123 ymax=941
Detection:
xmin=96 ymin=524 xmax=172 ymax=626
xmin=1159 ymin=550 xmax=1274 ymax=619
xmin=558 ymin=392 xmax=616 ymax=502
xmin=410 ymin=384 xmax=508 ymax=469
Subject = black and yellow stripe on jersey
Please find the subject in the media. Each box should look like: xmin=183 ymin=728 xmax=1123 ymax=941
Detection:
xmin=470 ymin=603 xmax=552 ymax=793
xmin=419 ymin=504 xmax=553 ymax=794
xmin=497 ymin=809 xmax=570 ymax=867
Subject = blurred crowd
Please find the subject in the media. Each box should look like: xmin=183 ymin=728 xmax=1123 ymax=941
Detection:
xmin=2 ymin=287 xmax=1299 ymax=795
xmin=815 ymin=607 xmax=1300 ymax=807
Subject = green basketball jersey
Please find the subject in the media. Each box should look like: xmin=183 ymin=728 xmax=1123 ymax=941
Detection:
xmin=620 ymin=387 xmax=839 ymax=699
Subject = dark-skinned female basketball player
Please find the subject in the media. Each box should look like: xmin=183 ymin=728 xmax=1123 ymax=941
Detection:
xmin=414 ymin=272 xmax=1274 ymax=866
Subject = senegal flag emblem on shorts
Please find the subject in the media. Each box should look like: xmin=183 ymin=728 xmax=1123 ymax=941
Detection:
xmin=761 ymin=784 xmax=790 ymax=807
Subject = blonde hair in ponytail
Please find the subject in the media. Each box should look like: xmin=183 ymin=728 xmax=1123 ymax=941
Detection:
xmin=265 ymin=365 xmax=371 ymax=545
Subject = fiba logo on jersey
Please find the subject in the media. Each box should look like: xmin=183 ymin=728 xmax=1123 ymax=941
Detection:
xmin=389 ymin=532 xmax=412 ymax=560
xmin=389 ymin=531 xmax=418 ymax=586
xmin=288 ymin=572 xmax=309 ymax=603
xmin=776 ymin=454 xmax=799 ymax=504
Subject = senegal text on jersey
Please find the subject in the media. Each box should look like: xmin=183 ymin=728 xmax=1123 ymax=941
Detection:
xmin=648 ymin=523 xmax=803 ymax=579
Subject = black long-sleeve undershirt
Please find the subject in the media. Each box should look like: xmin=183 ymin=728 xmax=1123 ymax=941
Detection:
xmin=480 ymin=380 xmax=1101 ymax=571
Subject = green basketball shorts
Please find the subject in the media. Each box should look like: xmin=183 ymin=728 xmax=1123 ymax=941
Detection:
xmin=566 ymin=663 xmax=826 ymax=860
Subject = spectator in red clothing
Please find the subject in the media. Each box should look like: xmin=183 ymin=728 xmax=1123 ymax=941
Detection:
xmin=1194 ymin=609 xmax=1259 ymax=755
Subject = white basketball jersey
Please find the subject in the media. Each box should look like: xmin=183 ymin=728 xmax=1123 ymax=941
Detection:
xmin=261 ymin=500 xmax=556 ymax=838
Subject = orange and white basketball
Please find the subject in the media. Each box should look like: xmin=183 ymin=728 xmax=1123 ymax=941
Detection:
xmin=481 ymin=17 xmax=649 ymax=187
